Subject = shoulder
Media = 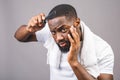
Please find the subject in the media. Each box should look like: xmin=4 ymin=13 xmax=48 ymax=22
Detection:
xmin=93 ymin=34 xmax=114 ymax=74
xmin=93 ymin=34 xmax=114 ymax=58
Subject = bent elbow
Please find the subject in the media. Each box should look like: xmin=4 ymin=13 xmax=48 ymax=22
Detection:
xmin=14 ymin=33 xmax=22 ymax=42
xmin=14 ymin=32 xmax=25 ymax=42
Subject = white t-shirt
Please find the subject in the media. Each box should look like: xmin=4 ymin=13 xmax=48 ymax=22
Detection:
xmin=35 ymin=23 xmax=114 ymax=80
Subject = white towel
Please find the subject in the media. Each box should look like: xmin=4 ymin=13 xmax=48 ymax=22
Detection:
xmin=80 ymin=21 xmax=100 ymax=78
xmin=44 ymin=34 xmax=62 ymax=68
xmin=44 ymin=21 xmax=100 ymax=78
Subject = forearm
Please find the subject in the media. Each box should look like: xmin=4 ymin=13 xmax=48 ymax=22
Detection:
xmin=69 ymin=61 xmax=97 ymax=80
xmin=14 ymin=25 xmax=33 ymax=42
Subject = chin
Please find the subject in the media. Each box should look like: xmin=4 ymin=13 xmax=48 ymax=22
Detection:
xmin=58 ymin=45 xmax=70 ymax=53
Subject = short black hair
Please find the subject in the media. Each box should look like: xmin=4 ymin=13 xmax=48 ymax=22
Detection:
xmin=47 ymin=4 xmax=77 ymax=20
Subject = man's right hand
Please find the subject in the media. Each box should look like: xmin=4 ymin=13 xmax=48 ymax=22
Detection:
xmin=26 ymin=13 xmax=46 ymax=33
xmin=14 ymin=13 xmax=46 ymax=42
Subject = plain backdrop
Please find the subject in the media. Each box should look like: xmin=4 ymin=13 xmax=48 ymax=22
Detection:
xmin=0 ymin=0 xmax=120 ymax=80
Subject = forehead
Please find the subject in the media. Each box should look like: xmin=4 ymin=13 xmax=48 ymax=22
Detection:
xmin=48 ymin=16 xmax=72 ymax=30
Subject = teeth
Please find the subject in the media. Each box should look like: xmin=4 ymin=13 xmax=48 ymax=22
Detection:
xmin=59 ymin=42 xmax=66 ymax=47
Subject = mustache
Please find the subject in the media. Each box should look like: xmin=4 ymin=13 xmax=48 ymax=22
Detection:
xmin=58 ymin=39 xmax=68 ymax=43
xmin=57 ymin=39 xmax=71 ymax=53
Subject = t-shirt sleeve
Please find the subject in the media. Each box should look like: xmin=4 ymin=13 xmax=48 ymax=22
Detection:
xmin=98 ymin=45 xmax=114 ymax=74
xmin=35 ymin=23 xmax=51 ymax=43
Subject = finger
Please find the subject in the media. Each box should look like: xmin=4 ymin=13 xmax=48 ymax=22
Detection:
xmin=68 ymin=34 xmax=74 ymax=46
xmin=37 ymin=14 xmax=42 ymax=23
xmin=70 ymin=26 xmax=79 ymax=43
xmin=30 ymin=19 xmax=37 ymax=27
xmin=68 ymin=34 xmax=76 ymax=53
xmin=37 ymin=13 xmax=45 ymax=23
xmin=73 ymin=28 xmax=80 ymax=43
xmin=33 ymin=17 xmax=38 ymax=25
xmin=41 ymin=13 xmax=45 ymax=20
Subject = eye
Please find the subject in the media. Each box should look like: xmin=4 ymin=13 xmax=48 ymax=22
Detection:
xmin=61 ymin=28 xmax=67 ymax=33
xmin=51 ymin=31 xmax=56 ymax=35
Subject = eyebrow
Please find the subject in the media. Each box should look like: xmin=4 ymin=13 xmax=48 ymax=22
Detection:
xmin=57 ymin=24 xmax=70 ymax=29
xmin=57 ymin=25 xmax=64 ymax=30
xmin=50 ymin=24 xmax=70 ymax=32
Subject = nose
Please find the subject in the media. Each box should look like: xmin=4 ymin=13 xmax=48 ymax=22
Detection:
xmin=56 ymin=33 xmax=64 ymax=42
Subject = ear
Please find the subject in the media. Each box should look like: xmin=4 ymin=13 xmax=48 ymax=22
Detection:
xmin=73 ymin=18 xmax=80 ymax=27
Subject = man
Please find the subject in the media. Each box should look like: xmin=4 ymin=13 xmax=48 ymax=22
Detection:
xmin=14 ymin=4 xmax=114 ymax=80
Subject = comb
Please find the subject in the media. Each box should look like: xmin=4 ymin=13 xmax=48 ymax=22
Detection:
xmin=43 ymin=11 xmax=56 ymax=24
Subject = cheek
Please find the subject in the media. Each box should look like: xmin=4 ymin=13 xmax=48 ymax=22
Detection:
xmin=68 ymin=30 xmax=74 ymax=39
xmin=63 ymin=32 xmax=69 ymax=40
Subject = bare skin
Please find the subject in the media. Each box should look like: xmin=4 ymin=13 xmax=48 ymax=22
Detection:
xmin=14 ymin=13 xmax=113 ymax=80
xmin=67 ymin=25 xmax=113 ymax=80
xmin=14 ymin=13 xmax=45 ymax=42
xmin=48 ymin=16 xmax=113 ymax=80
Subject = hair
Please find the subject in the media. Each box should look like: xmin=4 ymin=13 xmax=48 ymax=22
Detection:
xmin=47 ymin=4 xmax=77 ymax=20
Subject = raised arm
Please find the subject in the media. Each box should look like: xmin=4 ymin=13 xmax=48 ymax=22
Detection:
xmin=67 ymin=26 xmax=113 ymax=80
xmin=14 ymin=13 xmax=46 ymax=42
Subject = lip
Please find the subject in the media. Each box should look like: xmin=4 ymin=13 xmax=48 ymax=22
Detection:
xmin=59 ymin=42 xmax=67 ymax=47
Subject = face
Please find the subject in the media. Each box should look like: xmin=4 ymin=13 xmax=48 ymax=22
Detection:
xmin=48 ymin=16 xmax=80 ymax=53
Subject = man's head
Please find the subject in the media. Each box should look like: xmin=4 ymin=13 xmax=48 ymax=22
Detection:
xmin=47 ymin=4 xmax=77 ymax=21
xmin=47 ymin=4 xmax=81 ymax=53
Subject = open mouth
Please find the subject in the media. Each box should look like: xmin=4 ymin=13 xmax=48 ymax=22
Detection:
xmin=57 ymin=40 xmax=70 ymax=53
xmin=59 ymin=42 xmax=67 ymax=47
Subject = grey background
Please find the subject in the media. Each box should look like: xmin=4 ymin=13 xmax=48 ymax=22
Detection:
xmin=0 ymin=0 xmax=120 ymax=80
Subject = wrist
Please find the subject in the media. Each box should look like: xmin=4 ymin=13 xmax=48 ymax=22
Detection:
xmin=68 ymin=57 xmax=78 ymax=64
xmin=25 ymin=26 xmax=35 ymax=33
xmin=26 ymin=26 xmax=31 ymax=32
xmin=67 ymin=54 xmax=78 ymax=63
xmin=68 ymin=60 xmax=79 ymax=68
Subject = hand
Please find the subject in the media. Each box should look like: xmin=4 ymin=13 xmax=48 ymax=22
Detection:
xmin=26 ymin=13 xmax=46 ymax=33
xmin=67 ymin=26 xmax=81 ymax=63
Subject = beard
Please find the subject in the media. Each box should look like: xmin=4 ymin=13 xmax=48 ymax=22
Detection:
xmin=57 ymin=40 xmax=71 ymax=53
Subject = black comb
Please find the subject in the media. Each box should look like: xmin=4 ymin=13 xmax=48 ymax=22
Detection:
xmin=43 ymin=11 xmax=56 ymax=24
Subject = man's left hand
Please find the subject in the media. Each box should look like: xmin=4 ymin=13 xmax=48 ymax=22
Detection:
xmin=67 ymin=26 xmax=81 ymax=63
